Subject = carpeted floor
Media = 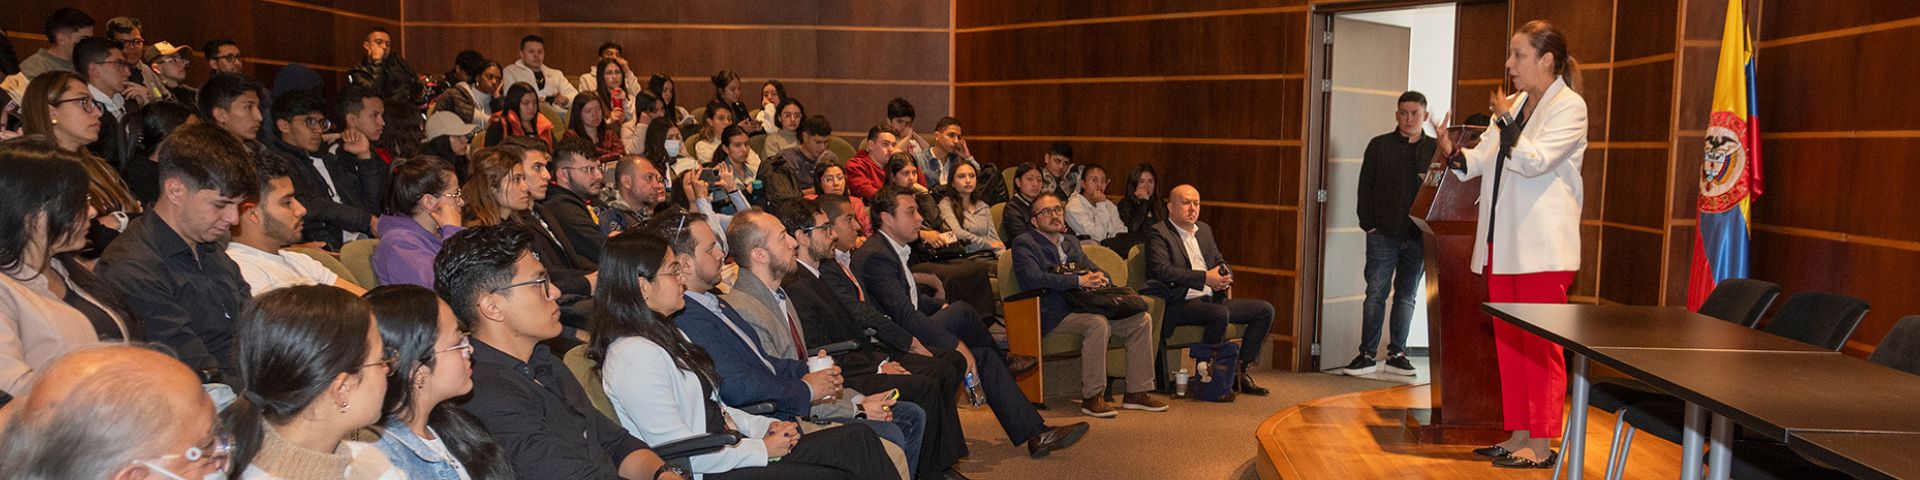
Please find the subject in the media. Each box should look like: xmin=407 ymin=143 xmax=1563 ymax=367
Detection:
xmin=944 ymin=358 xmax=1423 ymax=480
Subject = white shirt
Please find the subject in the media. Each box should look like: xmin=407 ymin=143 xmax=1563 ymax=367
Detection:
xmin=226 ymin=243 xmax=340 ymax=296
xmin=87 ymin=84 xmax=126 ymax=118
xmin=419 ymin=429 xmax=473 ymax=480
xmin=1175 ymin=222 xmax=1212 ymax=300
xmin=1065 ymin=194 xmax=1127 ymax=242
xmin=879 ymin=231 xmax=917 ymax=309
xmin=500 ymin=60 xmax=577 ymax=103
xmin=686 ymin=291 xmax=776 ymax=372
xmin=1452 ymin=77 xmax=1587 ymax=275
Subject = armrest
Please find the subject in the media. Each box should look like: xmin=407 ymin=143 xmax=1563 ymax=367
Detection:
xmin=652 ymin=432 xmax=743 ymax=461
xmin=736 ymin=401 xmax=779 ymax=416
xmin=814 ymin=340 xmax=862 ymax=356
xmin=1003 ymin=288 xmax=1049 ymax=302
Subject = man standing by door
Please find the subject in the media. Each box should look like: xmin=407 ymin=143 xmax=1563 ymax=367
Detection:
xmin=1342 ymin=91 xmax=1434 ymax=377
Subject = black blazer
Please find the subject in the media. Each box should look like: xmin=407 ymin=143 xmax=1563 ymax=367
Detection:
xmin=539 ymin=186 xmax=607 ymax=263
xmin=1141 ymin=220 xmax=1228 ymax=302
xmin=272 ymin=140 xmax=374 ymax=249
xmin=786 ymin=266 xmax=917 ymax=353
xmin=852 ymin=234 xmax=942 ymax=330
xmin=87 ymin=107 xmax=130 ymax=169
xmin=515 ymin=208 xmax=596 ymax=297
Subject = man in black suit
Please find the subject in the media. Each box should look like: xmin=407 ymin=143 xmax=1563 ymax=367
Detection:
xmin=1143 ymin=184 xmax=1275 ymax=395
xmin=268 ymin=90 xmax=377 ymax=250
xmin=826 ymin=193 xmax=1088 ymax=458
xmin=498 ymin=140 xmax=597 ymax=345
xmin=76 ymin=37 xmax=144 ymax=169
xmin=541 ymin=136 xmax=610 ymax=262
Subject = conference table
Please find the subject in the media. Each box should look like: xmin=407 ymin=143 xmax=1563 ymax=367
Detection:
xmin=1789 ymin=432 xmax=1920 ymax=480
xmin=1484 ymin=303 xmax=1920 ymax=480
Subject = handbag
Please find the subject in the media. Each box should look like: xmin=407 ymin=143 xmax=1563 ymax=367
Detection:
xmin=1050 ymin=262 xmax=1149 ymax=318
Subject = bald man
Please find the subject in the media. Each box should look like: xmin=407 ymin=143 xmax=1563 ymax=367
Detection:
xmin=0 ymin=345 xmax=226 ymax=479
xmin=1140 ymin=185 xmax=1275 ymax=396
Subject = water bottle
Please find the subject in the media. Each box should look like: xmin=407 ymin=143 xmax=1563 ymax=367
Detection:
xmin=963 ymin=371 xmax=983 ymax=407
xmin=1174 ymin=369 xmax=1190 ymax=399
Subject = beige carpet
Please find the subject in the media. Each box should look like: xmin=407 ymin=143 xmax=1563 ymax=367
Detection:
xmin=946 ymin=361 xmax=1411 ymax=480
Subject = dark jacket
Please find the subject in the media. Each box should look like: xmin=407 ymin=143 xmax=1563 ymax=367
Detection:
xmin=348 ymin=55 xmax=424 ymax=103
xmin=1000 ymin=194 xmax=1033 ymax=245
xmin=539 ymin=186 xmax=607 ymax=264
xmin=272 ymin=139 xmax=375 ymax=249
xmin=1357 ymin=130 xmax=1436 ymax=239
xmin=1140 ymin=220 xmax=1228 ymax=302
xmin=87 ymin=107 xmax=131 ymax=170
xmin=514 ymin=207 xmax=596 ymax=297
xmin=1009 ymin=230 xmax=1101 ymax=333
xmin=672 ymin=292 xmax=816 ymax=419
xmin=95 ymin=214 xmax=250 ymax=384
xmin=464 ymin=340 xmax=649 ymax=479
xmin=852 ymin=234 xmax=944 ymax=331
xmin=329 ymin=139 xmax=390 ymax=212
xmin=785 ymin=265 xmax=918 ymax=374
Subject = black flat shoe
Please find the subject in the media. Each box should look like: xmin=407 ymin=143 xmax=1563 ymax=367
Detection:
xmin=1472 ymin=445 xmax=1512 ymax=458
xmin=1491 ymin=450 xmax=1557 ymax=469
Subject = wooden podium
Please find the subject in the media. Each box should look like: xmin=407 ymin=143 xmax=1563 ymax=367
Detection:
xmin=1404 ymin=155 xmax=1508 ymax=445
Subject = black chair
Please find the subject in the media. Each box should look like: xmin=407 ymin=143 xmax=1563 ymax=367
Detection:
xmin=1722 ymin=315 xmax=1920 ymax=479
xmin=1695 ymin=278 xmax=1782 ymax=327
xmin=1599 ymin=292 xmax=1871 ymax=480
xmin=1567 ymin=280 xmax=1781 ymax=479
xmin=1867 ymin=315 xmax=1920 ymax=375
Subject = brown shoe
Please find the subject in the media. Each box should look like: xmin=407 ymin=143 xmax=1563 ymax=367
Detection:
xmin=1005 ymin=353 xmax=1039 ymax=377
xmin=1121 ymin=392 xmax=1169 ymax=412
xmin=1080 ymin=396 xmax=1118 ymax=418
xmin=1025 ymin=422 xmax=1090 ymax=458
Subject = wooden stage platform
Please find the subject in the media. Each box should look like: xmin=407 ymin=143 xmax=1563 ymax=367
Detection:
xmin=1255 ymin=384 xmax=1685 ymax=479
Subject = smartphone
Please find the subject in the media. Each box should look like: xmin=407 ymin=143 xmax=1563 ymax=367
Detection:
xmin=699 ymin=168 xmax=722 ymax=183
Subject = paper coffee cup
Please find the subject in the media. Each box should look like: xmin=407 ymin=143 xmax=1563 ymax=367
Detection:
xmin=807 ymin=356 xmax=835 ymax=373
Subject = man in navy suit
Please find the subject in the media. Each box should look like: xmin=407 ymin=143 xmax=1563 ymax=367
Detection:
xmin=1010 ymin=193 xmax=1167 ymax=418
xmin=1142 ymin=184 xmax=1275 ymax=396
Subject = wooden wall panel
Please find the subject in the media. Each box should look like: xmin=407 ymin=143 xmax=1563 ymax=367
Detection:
xmin=403 ymin=0 xmax=539 ymax=23
xmin=536 ymin=0 xmax=948 ymax=28
xmin=1512 ymin=0 xmax=1615 ymax=66
xmin=960 ymin=140 xmax=1298 ymax=207
xmin=954 ymin=13 xmax=1306 ymax=82
xmin=1755 ymin=27 xmax=1920 ymax=133
xmin=1453 ymin=1 xmax=1510 ymax=82
xmin=956 ymin=0 xmax=1301 ymax=29
xmin=1759 ymin=0 xmax=1920 ymax=40
xmin=1615 ymin=0 xmax=1678 ymax=60
xmin=1751 ymin=138 xmax=1920 ymax=243
xmin=1603 ymin=148 xmax=1669 ymax=230
xmin=1669 ymin=133 xmax=1704 ymax=220
xmin=1581 ymin=148 xmax=1607 ymax=221
xmin=1599 ymin=227 xmax=1664 ymax=305
xmin=1573 ymin=224 xmax=1602 ymax=298
xmin=1606 ymin=61 xmax=1673 ymax=142
xmin=1665 ymin=224 xmax=1695 ymax=306
xmin=954 ymin=79 xmax=1302 ymax=140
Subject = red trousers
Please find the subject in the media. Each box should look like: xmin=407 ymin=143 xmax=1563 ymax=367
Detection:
xmin=1487 ymin=258 xmax=1576 ymax=437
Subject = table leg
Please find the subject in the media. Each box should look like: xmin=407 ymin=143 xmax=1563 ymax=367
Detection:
xmin=1707 ymin=414 xmax=1733 ymax=480
xmin=1566 ymin=353 xmax=1590 ymax=480
xmin=1680 ymin=403 xmax=1706 ymax=480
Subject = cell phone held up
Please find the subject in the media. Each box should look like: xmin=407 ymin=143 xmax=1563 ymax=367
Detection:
xmin=699 ymin=168 xmax=722 ymax=183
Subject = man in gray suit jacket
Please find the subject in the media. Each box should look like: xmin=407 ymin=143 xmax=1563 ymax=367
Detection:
xmin=1141 ymin=185 xmax=1275 ymax=396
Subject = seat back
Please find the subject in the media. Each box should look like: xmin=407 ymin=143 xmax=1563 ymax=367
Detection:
xmin=748 ymin=134 xmax=767 ymax=157
xmin=995 ymin=250 xmax=1019 ymax=298
xmin=1083 ymin=243 xmax=1127 ymax=288
xmin=563 ymin=345 xmax=620 ymax=421
xmin=989 ymin=203 xmax=1007 ymax=243
xmin=338 ymin=239 xmax=382 ymax=288
xmin=689 ymin=106 xmax=707 ymax=124
xmin=1000 ymin=166 xmax=1018 ymax=196
xmin=1696 ymin=278 xmax=1781 ymax=327
xmin=285 ymin=247 xmax=358 ymax=288
xmin=1125 ymin=244 xmax=1148 ymax=289
xmin=1763 ymin=291 xmax=1870 ymax=351
xmin=1869 ymin=316 xmax=1920 ymax=376
xmin=827 ymin=136 xmax=855 ymax=164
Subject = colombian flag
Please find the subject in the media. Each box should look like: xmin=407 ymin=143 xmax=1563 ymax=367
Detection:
xmin=1687 ymin=0 xmax=1765 ymax=310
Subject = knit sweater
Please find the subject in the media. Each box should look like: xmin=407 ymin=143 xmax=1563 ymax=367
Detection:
xmin=242 ymin=424 xmax=404 ymax=480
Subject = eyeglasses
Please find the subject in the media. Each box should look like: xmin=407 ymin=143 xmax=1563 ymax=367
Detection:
xmin=492 ymin=274 xmax=553 ymax=294
xmin=94 ymin=60 xmax=136 ymax=70
xmin=361 ymin=347 xmax=398 ymax=373
xmin=157 ymin=56 xmax=190 ymax=66
xmin=132 ymin=422 xmax=234 ymax=476
xmin=439 ymin=190 xmax=463 ymax=200
xmin=51 ymin=96 xmax=100 ymax=113
xmin=1035 ymin=206 xmax=1066 ymax=217
xmin=793 ymin=224 xmax=830 ymax=236
xmin=436 ymin=334 xmax=474 ymax=360
xmin=210 ymin=54 xmax=240 ymax=62
xmin=299 ymin=116 xmax=332 ymax=131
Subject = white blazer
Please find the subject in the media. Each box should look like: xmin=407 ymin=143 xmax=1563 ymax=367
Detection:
xmin=1454 ymin=76 xmax=1587 ymax=275
xmin=603 ymin=336 xmax=777 ymax=477
xmin=500 ymin=60 xmax=579 ymax=103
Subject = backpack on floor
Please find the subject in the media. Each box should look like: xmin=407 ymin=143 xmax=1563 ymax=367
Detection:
xmin=1188 ymin=342 xmax=1240 ymax=402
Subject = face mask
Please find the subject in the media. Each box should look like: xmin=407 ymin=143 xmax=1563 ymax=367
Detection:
xmin=136 ymin=460 xmax=224 ymax=480
xmin=664 ymin=139 xmax=683 ymax=157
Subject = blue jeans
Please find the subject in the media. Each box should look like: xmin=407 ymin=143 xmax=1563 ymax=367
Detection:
xmin=1360 ymin=232 xmax=1423 ymax=356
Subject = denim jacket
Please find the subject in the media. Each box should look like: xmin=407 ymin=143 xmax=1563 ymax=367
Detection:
xmin=373 ymin=419 xmax=470 ymax=480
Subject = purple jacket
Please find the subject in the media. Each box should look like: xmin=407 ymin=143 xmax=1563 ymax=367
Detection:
xmin=372 ymin=214 xmax=462 ymax=288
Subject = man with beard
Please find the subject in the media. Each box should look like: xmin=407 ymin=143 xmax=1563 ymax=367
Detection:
xmin=224 ymin=153 xmax=365 ymax=296
xmin=541 ymin=136 xmax=611 ymax=261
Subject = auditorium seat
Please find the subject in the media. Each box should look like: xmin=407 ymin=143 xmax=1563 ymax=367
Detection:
xmin=749 ymin=133 xmax=766 ymax=156
xmin=1125 ymin=244 xmax=1245 ymax=392
xmin=563 ymin=344 xmax=620 ymax=421
xmin=998 ymin=249 xmax=1128 ymax=404
xmin=827 ymin=136 xmax=855 ymax=163
xmin=339 ymin=239 xmax=381 ymax=288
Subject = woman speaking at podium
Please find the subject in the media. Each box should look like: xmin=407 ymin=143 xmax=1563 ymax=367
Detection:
xmin=1433 ymin=19 xmax=1587 ymax=470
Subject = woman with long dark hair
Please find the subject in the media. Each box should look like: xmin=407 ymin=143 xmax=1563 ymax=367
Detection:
xmin=1115 ymin=163 xmax=1163 ymax=239
xmin=365 ymin=284 xmax=514 ymax=480
xmin=759 ymin=97 xmax=803 ymax=159
xmin=1437 ymin=19 xmax=1588 ymax=469
xmin=0 ymin=136 xmax=134 ymax=397
xmin=647 ymin=74 xmax=691 ymax=126
xmin=754 ymin=80 xmax=786 ymax=136
xmin=937 ymin=161 xmax=1003 ymax=253
xmin=483 ymin=82 xmax=552 ymax=149
xmin=595 ymin=58 xmax=631 ymax=128
xmin=564 ymin=94 xmax=620 ymax=158
xmin=224 ymin=285 xmax=403 ymax=479
xmin=22 ymin=71 xmax=142 ymax=260
xmin=708 ymin=125 xmax=761 ymax=202
xmin=641 ymin=116 xmax=684 ymax=176
xmin=588 ymin=232 xmax=895 ymax=479
xmin=708 ymin=70 xmax=754 ymax=134
xmin=808 ymin=163 xmax=870 ymax=235
xmin=373 ymin=156 xmax=464 ymax=288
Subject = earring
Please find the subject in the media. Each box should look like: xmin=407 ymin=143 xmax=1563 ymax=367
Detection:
xmin=336 ymin=402 xmax=349 ymax=414
xmin=50 ymin=118 xmax=58 ymax=125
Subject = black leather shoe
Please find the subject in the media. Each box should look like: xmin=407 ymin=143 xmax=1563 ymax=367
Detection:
xmin=1472 ymin=445 xmax=1512 ymax=458
xmin=1491 ymin=450 xmax=1557 ymax=469
xmin=1006 ymin=353 xmax=1039 ymax=377
xmin=1026 ymin=422 xmax=1090 ymax=458
xmin=1236 ymin=370 xmax=1270 ymax=396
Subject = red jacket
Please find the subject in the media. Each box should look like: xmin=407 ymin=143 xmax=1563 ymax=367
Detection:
xmin=844 ymin=151 xmax=887 ymax=201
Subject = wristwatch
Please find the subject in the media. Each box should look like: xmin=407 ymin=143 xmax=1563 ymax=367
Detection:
xmin=655 ymin=464 xmax=691 ymax=479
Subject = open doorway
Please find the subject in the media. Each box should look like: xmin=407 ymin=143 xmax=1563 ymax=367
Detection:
xmin=1307 ymin=4 xmax=1458 ymax=381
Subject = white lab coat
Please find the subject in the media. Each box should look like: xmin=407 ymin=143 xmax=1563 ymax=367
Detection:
xmin=1454 ymin=76 xmax=1587 ymax=275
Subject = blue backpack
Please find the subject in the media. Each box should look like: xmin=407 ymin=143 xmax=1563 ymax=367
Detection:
xmin=1188 ymin=342 xmax=1240 ymax=402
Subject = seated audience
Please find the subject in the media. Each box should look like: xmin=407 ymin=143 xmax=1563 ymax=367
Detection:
xmin=347 ymin=28 xmax=422 ymax=103
xmin=103 ymin=17 xmax=149 ymax=93
xmin=0 ymin=345 xmax=222 ymax=480
xmin=600 ymin=154 xmax=668 ymax=236
xmin=937 ymin=161 xmax=1004 ymax=253
xmin=270 ymin=90 xmax=377 ymax=249
xmin=18 ymin=7 xmax=93 ymax=81
xmin=756 ymin=80 xmax=786 ymax=134
xmin=765 ymin=114 xmax=836 ymax=198
xmin=501 ymin=139 xmax=598 ymax=296
xmin=884 ymin=98 xmax=931 ymax=169
xmin=882 ymin=154 xmax=998 ymax=313
xmin=1066 ymin=164 xmax=1135 ymax=252
xmin=500 ymin=35 xmax=575 ymax=107
xmin=844 ymin=125 xmax=895 ymax=200
xmin=647 ymin=74 xmax=691 ymax=126
xmin=75 ymin=36 xmax=144 ymax=169
xmin=576 ymin=42 xmax=642 ymax=95
xmin=670 ymin=162 xmax=750 ymax=245
xmin=422 ymin=110 xmax=481 ymax=181
xmin=364 ymin=284 xmax=515 ymax=479
xmin=97 ymin=122 xmax=257 ymax=386
xmin=922 ymin=117 xmax=975 ymax=189
xmin=641 ymin=117 xmax=688 ymax=177
xmin=434 ymin=225 xmax=680 ymax=479
xmin=222 ymin=285 xmax=401 ymax=478
xmin=374 ymin=155 xmax=465 ymax=288
xmin=226 ymin=154 xmax=366 ymax=296
xmin=589 ymin=231 xmax=899 ymax=479
xmin=143 ymin=41 xmax=197 ymax=106
xmin=688 ymin=99 xmax=734 ymax=164
xmin=811 ymin=163 xmax=869 ymax=234
xmin=1143 ymin=185 xmax=1275 ymax=396
xmin=120 ymin=100 xmax=196 ymax=206
xmin=854 ymin=187 xmax=991 ymax=359
xmin=483 ymin=83 xmax=553 ymax=149
xmin=543 ymin=136 xmax=610 ymax=261
xmin=710 ymin=125 xmax=763 ymax=203
xmin=1000 ymin=162 xmax=1048 ymax=244
xmin=1010 ymin=192 xmax=1167 ymax=418
xmin=709 ymin=71 xmax=754 ymax=134
xmin=0 ymin=138 xmax=132 ymax=397
xmin=22 ymin=71 xmax=142 ymax=259
xmin=589 ymin=57 xmax=636 ymax=151
xmin=623 ymin=90 xmax=664 ymax=156
xmin=197 ymin=72 xmax=264 ymax=142
xmin=564 ymin=93 xmax=621 ymax=158
xmin=334 ymin=85 xmax=393 ymax=200
xmin=1116 ymin=163 xmax=1163 ymax=243
xmin=435 ymin=50 xmax=498 ymax=125
xmin=459 ymin=150 xmax=528 ymax=229
xmin=760 ymin=97 xmax=803 ymax=159
xmin=203 ymin=38 xmax=244 ymax=75
xmin=1040 ymin=141 xmax=1077 ymax=198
